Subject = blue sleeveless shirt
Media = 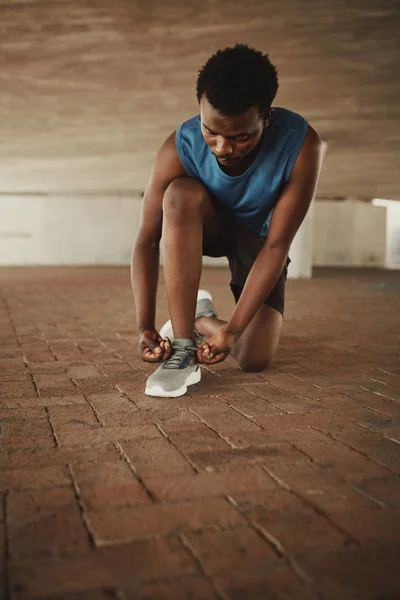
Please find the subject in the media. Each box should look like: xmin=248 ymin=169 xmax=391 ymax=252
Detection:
xmin=175 ymin=107 xmax=308 ymax=236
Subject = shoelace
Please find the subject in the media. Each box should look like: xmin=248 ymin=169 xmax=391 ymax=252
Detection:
xmin=163 ymin=345 xmax=198 ymax=369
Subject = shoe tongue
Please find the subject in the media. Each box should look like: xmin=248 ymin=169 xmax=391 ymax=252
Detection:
xmin=173 ymin=337 xmax=195 ymax=348
xmin=163 ymin=344 xmax=196 ymax=369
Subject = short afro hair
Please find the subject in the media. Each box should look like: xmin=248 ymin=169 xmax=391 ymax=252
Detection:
xmin=196 ymin=44 xmax=279 ymax=118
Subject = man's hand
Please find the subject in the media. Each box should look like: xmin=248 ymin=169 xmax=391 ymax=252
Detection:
xmin=197 ymin=328 xmax=238 ymax=365
xmin=139 ymin=329 xmax=172 ymax=363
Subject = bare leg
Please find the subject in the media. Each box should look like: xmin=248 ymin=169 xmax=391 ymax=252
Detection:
xmin=195 ymin=305 xmax=283 ymax=372
xmin=162 ymin=178 xmax=224 ymax=340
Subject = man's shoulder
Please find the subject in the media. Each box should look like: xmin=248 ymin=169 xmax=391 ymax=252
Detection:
xmin=271 ymin=107 xmax=307 ymax=128
xmin=178 ymin=114 xmax=201 ymax=133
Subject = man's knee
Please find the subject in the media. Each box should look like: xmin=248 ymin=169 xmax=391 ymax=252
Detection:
xmin=163 ymin=177 xmax=209 ymax=218
xmin=239 ymin=357 xmax=272 ymax=373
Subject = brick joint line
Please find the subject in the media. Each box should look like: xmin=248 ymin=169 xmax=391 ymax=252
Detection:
xmin=178 ymin=532 xmax=230 ymax=600
xmin=188 ymin=408 xmax=234 ymax=448
xmin=226 ymin=495 xmax=326 ymax=600
xmin=359 ymin=385 xmax=400 ymax=404
xmin=155 ymin=423 xmax=199 ymax=474
xmin=45 ymin=406 xmax=61 ymax=447
xmin=84 ymin=394 xmax=105 ymax=426
xmin=293 ymin=443 xmax=385 ymax=509
xmin=114 ymin=441 xmax=157 ymax=502
xmin=115 ymin=384 xmax=140 ymax=410
xmin=310 ymin=425 xmax=400 ymax=474
xmin=68 ymin=464 xmax=98 ymax=549
xmin=261 ymin=465 xmax=360 ymax=546
xmin=236 ymin=383 xmax=290 ymax=414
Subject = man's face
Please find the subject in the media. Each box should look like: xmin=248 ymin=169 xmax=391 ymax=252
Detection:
xmin=199 ymin=95 xmax=267 ymax=166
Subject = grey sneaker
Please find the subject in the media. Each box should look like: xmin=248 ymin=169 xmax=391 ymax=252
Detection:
xmin=145 ymin=343 xmax=201 ymax=398
xmin=159 ymin=290 xmax=217 ymax=344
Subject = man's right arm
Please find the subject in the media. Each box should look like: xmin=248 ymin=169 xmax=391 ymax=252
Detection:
xmin=131 ymin=131 xmax=187 ymax=361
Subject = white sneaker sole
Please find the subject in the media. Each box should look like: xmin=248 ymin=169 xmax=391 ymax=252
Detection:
xmin=145 ymin=367 xmax=201 ymax=398
xmin=159 ymin=290 xmax=213 ymax=341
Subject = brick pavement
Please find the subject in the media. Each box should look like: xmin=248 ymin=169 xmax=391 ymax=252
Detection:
xmin=0 ymin=265 xmax=399 ymax=600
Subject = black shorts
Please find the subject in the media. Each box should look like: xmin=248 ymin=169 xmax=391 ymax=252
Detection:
xmin=203 ymin=220 xmax=290 ymax=317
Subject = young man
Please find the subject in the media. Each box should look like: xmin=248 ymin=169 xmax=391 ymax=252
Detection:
xmin=131 ymin=44 xmax=323 ymax=398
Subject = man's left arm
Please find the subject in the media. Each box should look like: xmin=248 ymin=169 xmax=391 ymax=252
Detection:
xmin=199 ymin=125 xmax=324 ymax=363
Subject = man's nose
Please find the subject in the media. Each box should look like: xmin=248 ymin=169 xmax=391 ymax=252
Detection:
xmin=215 ymin=137 xmax=233 ymax=156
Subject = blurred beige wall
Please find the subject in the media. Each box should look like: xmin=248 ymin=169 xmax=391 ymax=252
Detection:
xmin=1 ymin=0 xmax=399 ymax=198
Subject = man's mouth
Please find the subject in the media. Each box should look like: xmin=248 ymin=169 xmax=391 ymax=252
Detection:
xmin=216 ymin=157 xmax=238 ymax=164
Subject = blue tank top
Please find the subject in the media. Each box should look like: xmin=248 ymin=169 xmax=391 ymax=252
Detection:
xmin=175 ymin=107 xmax=308 ymax=236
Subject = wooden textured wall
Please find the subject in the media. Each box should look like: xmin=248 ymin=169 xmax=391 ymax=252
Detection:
xmin=1 ymin=0 xmax=399 ymax=198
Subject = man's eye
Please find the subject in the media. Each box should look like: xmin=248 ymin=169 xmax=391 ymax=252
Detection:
xmin=236 ymin=136 xmax=249 ymax=142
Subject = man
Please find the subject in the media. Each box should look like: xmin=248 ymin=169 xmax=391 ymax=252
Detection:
xmin=131 ymin=44 xmax=323 ymax=398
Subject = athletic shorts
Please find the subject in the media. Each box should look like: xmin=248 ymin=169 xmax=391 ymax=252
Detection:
xmin=203 ymin=220 xmax=290 ymax=317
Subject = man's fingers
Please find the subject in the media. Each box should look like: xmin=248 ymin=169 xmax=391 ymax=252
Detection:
xmin=161 ymin=345 xmax=173 ymax=361
xmin=143 ymin=337 xmax=160 ymax=353
xmin=205 ymin=352 xmax=228 ymax=365
xmin=142 ymin=347 xmax=164 ymax=363
xmin=197 ymin=346 xmax=229 ymax=364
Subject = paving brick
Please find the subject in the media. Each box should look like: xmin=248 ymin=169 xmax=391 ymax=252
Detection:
xmin=26 ymin=361 xmax=67 ymax=374
xmin=8 ymin=503 xmax=90 ymax=559
xmin=186 ymin=525 xmax=281 ymax=583
xmin=34 ymin=373 xmax=78 ymax=397
xmin=317 ymin=392 xmax=400 ymax=420
xmin=1 ymin=373 xmax=31 ymax=384
xmin=68 ymin=377 xmax=116 ymax=395
xmin=297 ymin=543 xmax=400 ymax=600
xmin=121 ymin=436 xmax=194 ymax=478
xmin=241 ymin=382 xmax=322 ymax=413
xmin=0 ymin=465 xmax=70 ymax=493
xmin=145 ymin=467 xmax=276 ymax=501
xmin=0 ymin=407 xmax=46 ymax=420
xmin=67 ymin=364 xmax=103 ymax=380
xmin=234 ymin=488 xmax=351 ymax=554
xmin=259 ymin=373 xmax=325 ymax=399
xmin=266 ymin=363 xmax=333 ymax=389
xmin=0 ymin=381 xmax=37 ymax=400
xmin=224 ymin=567 xmax=320 ymax=600
xmin=161 ymin=422 xmax=229 ymax=454
xmin=7 ymin=487 xmax=78 ymax=522
xmin=370 ymin=370 xmax=400 ymax=387
xmin=54 ymin=424 xmax=160 ymax=447
xmin=87 ymin=392 xmax=139 ymax=426
xmin=72 ymin=457 xmax=132 ymax=481
xmin=0 ymin=418 xmax=55 ymax=451
xmin=99 ymin=536 xmax=196 ymax=584
xmin=187 ymin=399 xmax=271 ymax=448
xmin=9 ymin=553 xmax=115 ymax=600
xmin=49 ymin=404 xmax=102 ymax=432
xmin=32 ymin=590 xmax=120 ymax=600
xmin=123 ymin=576 xmax=220 ymax=600
xmin=352 ymin=473 xmax=400 ymax=506
xmin=87 ymin=498 xmax=244 ymax=543
xmin=187 ymin=443 xmax=305 ymax=472
xmin=22 ymin=349 xmax=57 ymax=363
xmin=321 ymin=426 xmax=400 ymax=472
xmin=2 ymin=395 xmax=89 ymax=409
xmin=294 ymin=440 xmax=392 ymax=485
xmin=264 ymin=460 xmax=380 ymax=517
xmin=216 ymin=390 xmax=283 ymax=417
xmin=0 ymin=443 xmax=119 ymax=470
xmin=81 ymin=481 xmax=151 ymax=512
xmin=245 ymin=412 xmax=330 ymax=444
xmin=328 ymin=507 xmax=400 ymax=543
